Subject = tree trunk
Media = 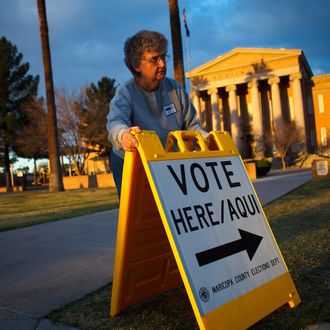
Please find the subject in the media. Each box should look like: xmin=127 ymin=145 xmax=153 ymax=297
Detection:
xmin=168 ymin=0 xmax=185 ymax=89
xmin=33 ymin=158 xmax=37 ymax=185
xmin=4 ymin=143 xmax=12 ymax=191
xmin=37 ymin=0 xmax=64 ymax=192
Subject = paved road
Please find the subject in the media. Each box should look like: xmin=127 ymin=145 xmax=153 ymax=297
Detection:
xmin=0 ymin=168 xmax=312 ymax=329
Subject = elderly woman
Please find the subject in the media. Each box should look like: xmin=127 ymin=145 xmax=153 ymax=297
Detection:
xmin=107 ymin=30 xmax=206 ymax=196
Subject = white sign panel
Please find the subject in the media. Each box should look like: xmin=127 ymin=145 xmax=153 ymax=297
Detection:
xmin=316 ymin=160 xmax=328 ymax=176
xmin=148 ymin=156 xmax=287 ymax=316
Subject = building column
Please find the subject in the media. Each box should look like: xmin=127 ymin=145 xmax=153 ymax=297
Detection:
xmin=191 ymin=90 xmax=202 ymax=120
xmin=268 ymin=76 xmax=282 ymax=131
xmin=289 ymin=72 xmax=306 ymax=132
xmin=207 ymin=88 xmax=221 ymax=131
xmin=248 ymin=79 xmax=263 ymax=137
xmin=225 ymin=84 xmax=240 ymax=148
xmin=248 ymin=79 xmax=263 ymax=157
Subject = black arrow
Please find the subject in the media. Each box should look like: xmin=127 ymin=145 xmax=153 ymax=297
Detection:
xmin=195 ymin=229 xmax=263 ymax=267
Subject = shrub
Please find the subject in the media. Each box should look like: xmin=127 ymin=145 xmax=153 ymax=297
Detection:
xmin=246 ymin=159 xmax=272 ymax=177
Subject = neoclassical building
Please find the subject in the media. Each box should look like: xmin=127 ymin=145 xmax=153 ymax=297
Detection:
xmin=84 ymin=49 xmax=330 ymax=174
xmin=188 ymin=48 xmax=319 ymax=159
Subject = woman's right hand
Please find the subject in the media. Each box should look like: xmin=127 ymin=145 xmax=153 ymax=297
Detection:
xmin=121 ymin=126 xmax=142 ymax=151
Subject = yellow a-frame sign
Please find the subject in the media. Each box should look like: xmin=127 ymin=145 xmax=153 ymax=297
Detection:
xmin=110 ymin=130 xmax=301 ymax=329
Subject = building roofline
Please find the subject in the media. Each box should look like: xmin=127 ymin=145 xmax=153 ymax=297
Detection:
xmin=188 ymin=48 xmax=306 ymax=77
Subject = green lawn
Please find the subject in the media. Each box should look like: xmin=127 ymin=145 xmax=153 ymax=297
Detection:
xmin=0 ymin=188 xmax=119 ymax=231
xmin=47 ymin=178 xmax=330 ymax=330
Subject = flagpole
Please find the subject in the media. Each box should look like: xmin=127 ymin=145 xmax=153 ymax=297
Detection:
xmin=183 ymin=8 xmax=192 ymax=93
xmin=185 ymin=31 xmax=192 ymax=92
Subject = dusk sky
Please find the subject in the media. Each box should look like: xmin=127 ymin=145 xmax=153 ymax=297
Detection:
xmin=1 ymin=0 xmax=329 ymax=169
xmin=1 ymin=0 xmax=330 ymax=95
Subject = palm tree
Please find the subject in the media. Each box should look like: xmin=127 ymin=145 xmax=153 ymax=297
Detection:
xmin=168 ymin=0 xmax=185 ymax=89
xmin=37 ymin=0 xmax=64 ymax=191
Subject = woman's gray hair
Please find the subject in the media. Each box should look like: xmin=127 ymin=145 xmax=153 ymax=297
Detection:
xmin=124 ymin=30 xmax=168 ymax=77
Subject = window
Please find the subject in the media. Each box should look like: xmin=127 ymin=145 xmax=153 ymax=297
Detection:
xmin=321 ymin=127 xmax=327 ymax=146
xmin=318 ymin=94 xmax=325 ymax=113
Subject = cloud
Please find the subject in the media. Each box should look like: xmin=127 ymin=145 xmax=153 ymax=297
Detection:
xmin=183 ymin=0 xmax=330 ymax=75
xmin=1 ymin=0 xmax=329 ymax=95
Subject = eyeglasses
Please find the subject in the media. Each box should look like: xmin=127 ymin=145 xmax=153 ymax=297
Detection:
xmin=142 ymin=53 xmax=170 ymax=66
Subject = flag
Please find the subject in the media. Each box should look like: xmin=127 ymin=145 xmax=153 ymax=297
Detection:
xmin=183 ymin=8 xmax=190 ymax=37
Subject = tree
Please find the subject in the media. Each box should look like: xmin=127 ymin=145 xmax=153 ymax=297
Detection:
xmin=269 ymin=121 xmax=305 ymax=169
xmin=15 ymin=97 xmax=48 ymax=184
xmin=0 ymin=36 xmax=39 ymax=190
xmin=37 ymin=0 xmax=64 ymax=191
xmin=56 ymin=77 xmax=115 ymax=175
xmin=79 ymin=76 xmax=116 ymax=150
xmin=56 ymin=88 xmax=87 ymax=175
xmin=168 ymin=0 xmax=186 ymax=88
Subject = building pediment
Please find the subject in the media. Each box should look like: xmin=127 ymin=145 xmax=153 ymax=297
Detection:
xmin=190 ymin=48 xmax=302 ymax=75
xmin=188 ymin=48 xmax=312 ymax=90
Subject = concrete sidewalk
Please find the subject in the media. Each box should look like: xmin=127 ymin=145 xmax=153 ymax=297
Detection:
xmin=251 ymin=168 xmax=312 ymax=205
xmin=0 ymin=168 xmax=312 ymax=329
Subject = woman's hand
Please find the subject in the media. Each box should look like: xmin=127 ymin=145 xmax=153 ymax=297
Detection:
xmin=121 ymin=126 xmax=142 ymax=151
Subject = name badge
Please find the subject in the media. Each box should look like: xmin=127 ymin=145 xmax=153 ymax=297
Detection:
xmin=163 ymin=103 xmax=177 ymax=116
